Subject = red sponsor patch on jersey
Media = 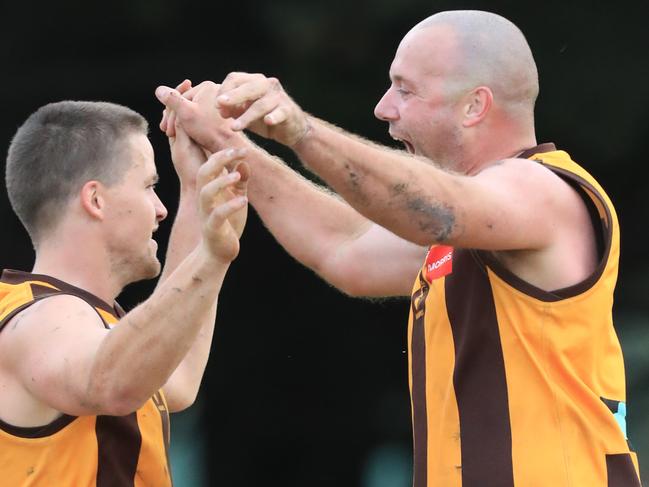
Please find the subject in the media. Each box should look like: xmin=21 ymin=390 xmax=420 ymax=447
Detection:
xmin=424 ymin=245 xmax=454 ymax=282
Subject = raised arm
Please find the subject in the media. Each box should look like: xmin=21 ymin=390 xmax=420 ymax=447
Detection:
xmin=0 ymin=150 xmax=247 ymax=419
xmin=155 ymin=82 xmax=427 ymax=298
xmin=159 ymin=123 xmax=249 ymax=412
xmin=157 ymin=79 xmax=206 ymax=284
xmin=244 ymin=146 xmax=426 ymax=297
xmin=212 ymin=73 xmax=592 ymax=254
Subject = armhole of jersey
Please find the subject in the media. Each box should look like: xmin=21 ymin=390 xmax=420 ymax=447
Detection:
xmin=0 ymin=290 xmax=87 ymax=437
xmin=0 ymin=301 xmax=40 ymax=333
xmin=56 ymin=292 xmax=113 ymax=329
xmin=475 ymin=164 xmax=614 ymax=302
xmin=0 ymin=290 xmax=112 ymax=335
xmin=554 ymin=170 xmax=610 ymax=264
xmin=0 ymin=280 xmax=119 ymax=437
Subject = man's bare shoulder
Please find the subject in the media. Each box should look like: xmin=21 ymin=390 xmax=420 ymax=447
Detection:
xmin=476 ymin=156 xmax=583 ymax=210
xmin=0 ymin=294 xmax=112 ymax=421
xmin=476 ymin=157 xmax=598 ymax=289
xmin=477 ymin=156 xmax=559 ymax=178
xmin=0 ymin=294 xmax=105 ymax=361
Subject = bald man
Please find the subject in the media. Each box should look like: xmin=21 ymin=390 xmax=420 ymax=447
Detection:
xmin=155 ymin=10 xmax=640 ymax=487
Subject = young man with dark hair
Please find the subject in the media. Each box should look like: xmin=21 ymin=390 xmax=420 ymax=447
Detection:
xmin=0 ymin=99 xmax=249 ymax=485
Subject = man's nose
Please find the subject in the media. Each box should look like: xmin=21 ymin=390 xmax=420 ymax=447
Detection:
xmin=374 ymin=89 xmax=399 ymax=121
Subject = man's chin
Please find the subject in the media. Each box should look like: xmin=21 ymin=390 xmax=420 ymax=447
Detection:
xmin=145 ymin=260 xmax=162 ymax=280
xmin=128 ymin=259 xmax=162 ymax=284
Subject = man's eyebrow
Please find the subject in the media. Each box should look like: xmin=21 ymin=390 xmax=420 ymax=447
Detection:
xmin=150 ymin=174 xmax=160 ymax=184
xmin=389 ymin=74 xmax=412 ymax=87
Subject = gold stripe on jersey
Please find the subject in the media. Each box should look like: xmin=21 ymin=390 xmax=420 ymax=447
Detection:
xmin=407 ymin=144 xmax=641 ymax=487
xmin=0 ymin=270 xmax=173 ymax=487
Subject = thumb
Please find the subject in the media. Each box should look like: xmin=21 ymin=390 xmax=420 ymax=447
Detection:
xmin=155 ymin=86 xmax=184 ymax=110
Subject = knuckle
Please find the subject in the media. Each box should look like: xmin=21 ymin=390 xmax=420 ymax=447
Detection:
xmin=269 ymin=92 xmax=283 ymax=105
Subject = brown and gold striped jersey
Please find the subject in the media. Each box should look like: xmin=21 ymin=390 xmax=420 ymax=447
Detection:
xmin=0 ymin=270 xmax=173 ymax=487
xmin=408 ymin=144 xmax=640 ymax=487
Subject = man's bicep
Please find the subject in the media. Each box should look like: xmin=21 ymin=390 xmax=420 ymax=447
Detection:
xmin=4 ymin=295 xmax=108 ymax=415
xmin=451 ymin=159 xmax=575 ymax=251
xmin=327 ymin=223 xmax=427 ymax=297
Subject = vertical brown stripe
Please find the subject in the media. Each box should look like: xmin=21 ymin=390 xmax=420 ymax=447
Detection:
xmin=445 ymin=249 xmax=514 ymax=486
xmin=410 ymin=272 xmax=430 ymax=487
xmin=152 ymin=392 xmax=173 ymax=483
xmin=96 ymin=413 xmax=141 ymax=487
xmin=606 ymin=454 xmax=642 ymax=487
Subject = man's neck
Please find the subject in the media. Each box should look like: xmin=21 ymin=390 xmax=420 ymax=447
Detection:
xmin=464 ymin=132 xmax=538 ymax=176
xmin=32 ymin=239 xmax=122 ymax=304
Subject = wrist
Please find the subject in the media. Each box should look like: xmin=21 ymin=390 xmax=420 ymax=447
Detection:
xmin=206 ymin=129 xmax=250 ymax=154
xmin=290 ymin=115 xmax=314 ymax=150
xmin=196 ymin=240 xmax=235 ymax=269
xmin=179 ymin=180 xmax=198 ymax=196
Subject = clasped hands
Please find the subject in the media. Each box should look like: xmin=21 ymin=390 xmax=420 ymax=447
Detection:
xmin=155 ymin=72 xmax=310 ymax=153
xmin=154 ymin=73 xmax=309 ymax=262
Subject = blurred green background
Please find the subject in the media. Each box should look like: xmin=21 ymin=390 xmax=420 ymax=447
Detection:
xmin=1 ymin=0 xmax=647 ymax=485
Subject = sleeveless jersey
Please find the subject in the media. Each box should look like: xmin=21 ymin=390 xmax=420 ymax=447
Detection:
xmin=0 ymin=270 xmax=173 ymax=487
xmin=407 ymin=144 xmax=640 ymax=487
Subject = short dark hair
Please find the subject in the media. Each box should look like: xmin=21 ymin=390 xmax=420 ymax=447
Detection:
xmin=5 ymin=100 xmax=148 ymax=243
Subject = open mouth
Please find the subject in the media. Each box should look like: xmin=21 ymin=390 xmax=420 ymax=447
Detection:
xmin=402 ymin=140 xmax=415 ymax=154
xmin=390 ymin=133 xmax=415 ymax=154
xmin=150 ymin=226 xmax=159 ymax=246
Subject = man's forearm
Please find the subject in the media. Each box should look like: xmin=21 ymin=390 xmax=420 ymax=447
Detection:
xmin=247 ymin=146 xmax=372 ymax=283
xmin=157 ymin=186 xmax=219 ymax=411
xmin=159 ymin=187 xmax=201 ymax=283
xmin=88 ymin=247 xmax=228 ymax=413
xmin=293 ymin=118 xmax=460 ymax=246
xmin=161 ymin=306 xmax=216 ymax=411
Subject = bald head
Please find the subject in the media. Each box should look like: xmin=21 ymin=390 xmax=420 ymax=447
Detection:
xmin=412 ymin=10 xmax=539 ymax=118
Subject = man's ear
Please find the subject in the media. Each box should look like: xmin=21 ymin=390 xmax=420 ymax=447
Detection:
xmin=79 ymin=181 xmax=105 ymax=220
xmin=462 ymin=86 xmax=493 ymax=127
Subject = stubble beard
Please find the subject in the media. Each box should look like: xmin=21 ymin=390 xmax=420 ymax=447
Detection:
xmin=110 ymin=248 xmax=161 ymax=287
xmin=422 ymin=124 xmax=466 ymax=173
